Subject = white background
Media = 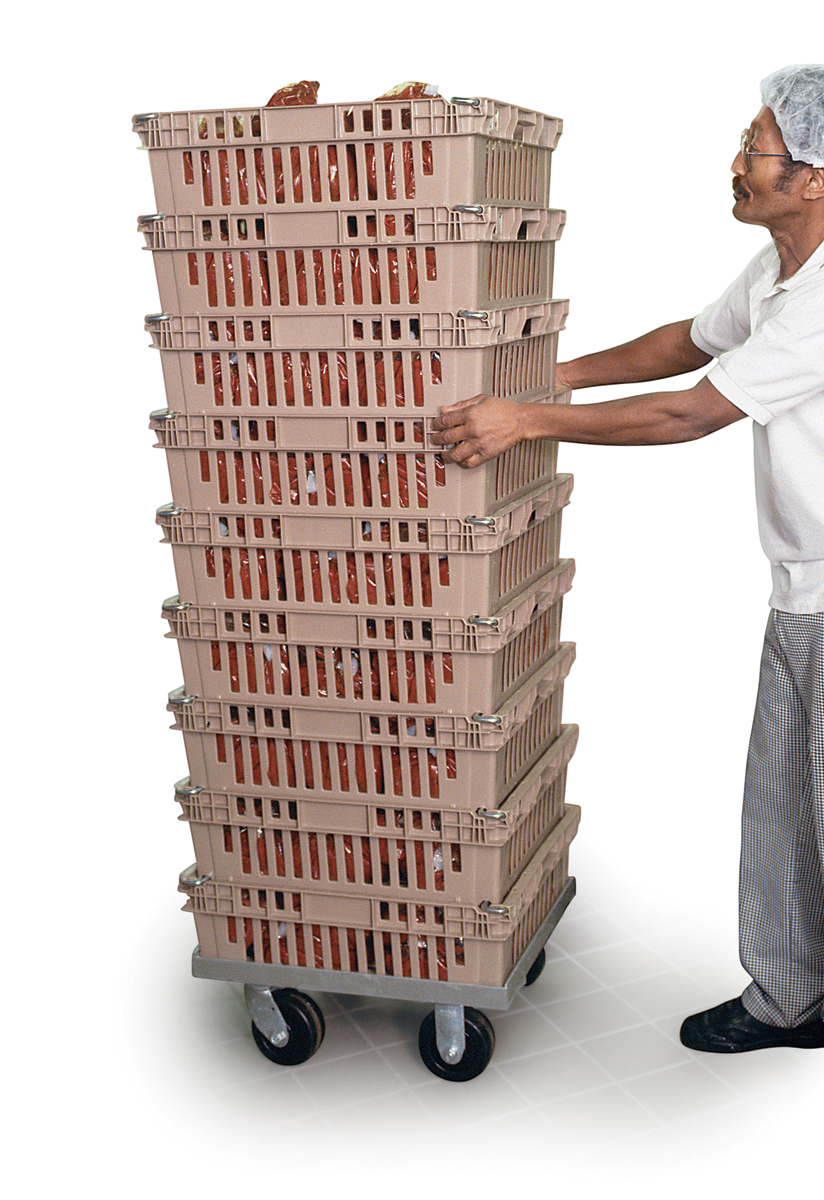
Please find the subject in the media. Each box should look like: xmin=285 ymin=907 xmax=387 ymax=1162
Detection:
xmin=6 ymin=2 xmax=820 ymax=1195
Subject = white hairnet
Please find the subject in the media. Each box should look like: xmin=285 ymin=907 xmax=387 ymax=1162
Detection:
xmin=760 ymin=64 xmax=824 ymax=167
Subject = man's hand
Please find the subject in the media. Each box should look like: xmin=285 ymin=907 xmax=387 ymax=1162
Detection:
xmin=430 ymin=395 xmax=529 ymax=467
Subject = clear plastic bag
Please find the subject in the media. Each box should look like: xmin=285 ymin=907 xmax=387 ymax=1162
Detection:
xmin=265 ymin=81 xmax=320 ymax=107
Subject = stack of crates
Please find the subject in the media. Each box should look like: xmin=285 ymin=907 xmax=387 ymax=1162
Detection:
xmin=135 ymin=91 xmax=580 ymax=1061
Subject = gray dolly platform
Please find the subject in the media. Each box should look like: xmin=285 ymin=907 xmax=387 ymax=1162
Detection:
xmin=191 ymin=876 xmax=575 ymax=1081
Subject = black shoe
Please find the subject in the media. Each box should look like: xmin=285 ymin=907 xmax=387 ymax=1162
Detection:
xmin=680 ymin=998 xmax=824 ymax=1053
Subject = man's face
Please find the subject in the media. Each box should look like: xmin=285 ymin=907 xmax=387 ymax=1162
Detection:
xmin=731 ymin=105 xmax=804 ymax=227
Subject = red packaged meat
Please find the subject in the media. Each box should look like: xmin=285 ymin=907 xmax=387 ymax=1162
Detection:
xmin=266 ymin=81 xmax=320 ymax=107
xmin=374 ymin=83 xmax=440 ymax=100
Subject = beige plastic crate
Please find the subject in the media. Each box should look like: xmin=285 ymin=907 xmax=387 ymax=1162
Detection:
xmin=150 ymin=403 xmax=566 ymax=518
xmin=135 ymin=113 xmax=558 ymax=216
xmin=167 ymin=643 xmax=575 ymax=806
xmin=138 ymin=206 xmax=565 ymax=250
xmin=145 ymin=298 xmax=567 ymax=352
xmin=156 ymin=475 xmax=571 ymax=614
xmin=162 ymin=557 xmax=573 ymax=651
xmin=175 ymin=721 xmax=577 ymax=827
xmin=179 ymin=803 xmax=580 ymax=987
xmin=138 ymin=134 xmax=556 ymax=216
xmin=134 ymin=96 xmax=561 ymax=149
xmin=146 ymin=235 xmax=557 ymax=319
xmin=177 ymin=724 xmax=577 ymax=902
xmin=150 ymin=320 xmax=564 ymax=422
xmin=163 ymin=562 xmax=573 ymax=713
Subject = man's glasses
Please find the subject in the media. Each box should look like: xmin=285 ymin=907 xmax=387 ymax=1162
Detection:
xmin=740 ymin=130 xmax=793 ymax=171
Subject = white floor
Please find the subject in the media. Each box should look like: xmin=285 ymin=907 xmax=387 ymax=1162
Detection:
xmin=86 ymin=846 xmax=820 ymax=1198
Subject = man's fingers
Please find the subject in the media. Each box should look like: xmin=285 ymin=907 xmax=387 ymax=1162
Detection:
xmin=438 ymin=438 xmax=485 ymax=467
xmin=431 ymin=396 xmax=487 ymax=431
xmin=457 ymin=451 xmax=487 ymax=469
xmin=430 ymin=421 xmax=465 ymax=446
xmin=439 ymin=395 xmax=487 ymax=414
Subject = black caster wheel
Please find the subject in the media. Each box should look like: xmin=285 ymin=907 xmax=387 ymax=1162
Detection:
xmin=418 ymin=1008 xmax=495 ymax=1082
xmin=524 ymin=946 xmax=547 ymax=987
xmin=251 ymin=988 xmax=325 ymax=1066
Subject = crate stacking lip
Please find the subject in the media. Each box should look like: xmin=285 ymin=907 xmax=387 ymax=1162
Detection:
xmin=149 ymin=315 xmax=566 ymax=422
xmin=166 ymin=643 xmax=575 ymax=807
xmin=145 ymin=232 xmax=559 ymax=319
xmin=155 ymin=475 xmax=572 ymax=615
xmin=176 ymin=724 xmax=578 ymax=903
xmin=133 ymin=96 xmax=562 ymax=150
xmin=134 ymin=99 xmax=560 ymax=216
xmin=162 ymin=560 xmax=574 ymax=714
xmin=178 ymin=803 xmax=580 ymax=988
xmin=145 ymin=298 xmax=567 ymax=352
xmin=149 ymin=403 xmax=567 ymax=519
xmin=137 ymin=206 xmax=566 ymax=251
xmin=162 ymin=558 xmax=574 ymax=654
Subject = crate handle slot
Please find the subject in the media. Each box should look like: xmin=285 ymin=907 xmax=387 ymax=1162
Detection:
xmin=453 ymin=205 xmax=484 ymax=215
xmin=469 ymin=616 xmax=499 ymax=627
xmin=162 ymin=594 xmax=190 ymax=612
xmin=174 ymin=776 xmax=203 ymax=797
xmin=479 ymin=901 xmax=509 ymax=916
xmin=449 ymin=97 xmax=481 ymax=108
xmin=179 ymin=864 xmax=212 ymax=889
xmin=476 ymin=808 xmax=506 ymax=821
xmin=471 ymin=714 xmax=502 ymax=726
xmin=457 ymin=310 xmax=489 ymax=321
xmin=168 ymin=686 xmax=197 ymax=706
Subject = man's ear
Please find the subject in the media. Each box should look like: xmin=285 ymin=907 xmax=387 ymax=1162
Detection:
xmin=802 ymin=166 xmax=824 ymax=200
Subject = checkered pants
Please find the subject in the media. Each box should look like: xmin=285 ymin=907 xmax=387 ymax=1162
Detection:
xmin=740 ymin=609 xmax=824 ymax=1027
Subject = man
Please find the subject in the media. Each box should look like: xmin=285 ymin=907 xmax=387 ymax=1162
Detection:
xmin=431 ymin=65 xmax=824 ymax=1053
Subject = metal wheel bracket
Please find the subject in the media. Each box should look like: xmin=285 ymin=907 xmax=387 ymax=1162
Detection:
xmin=244 ymin=985 xmax=289 ymax=1047
xmin=434 ymin=1004 xmax=466 ymax=1064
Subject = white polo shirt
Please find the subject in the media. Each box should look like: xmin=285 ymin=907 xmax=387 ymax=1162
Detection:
xmin=691 ymin=237 xmax=824 ymax=613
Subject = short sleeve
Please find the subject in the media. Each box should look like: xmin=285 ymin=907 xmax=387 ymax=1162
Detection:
xmin=690 ymin=245 xmax=775 ymax=358
xmin=706 ymin=280 xmax=824 ymax=426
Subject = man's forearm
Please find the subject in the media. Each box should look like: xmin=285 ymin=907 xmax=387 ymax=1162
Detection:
xmin=562 ymin=318 xmax=713 ymax=390
xmin=522 ymin=389 xmax=718 ymax=446
xmin=429 ymin=378 xmax=746 ymax=465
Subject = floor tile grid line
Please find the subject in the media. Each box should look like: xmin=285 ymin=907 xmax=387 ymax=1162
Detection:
xmin=563 ymin=987 xmax=767 ymax=1106
xmin=500 ymin=1072 xmax=662 ymax=1127
xmin=674 ymin=1038 xmax=821 ymax=1097
xmin=562 ymin=943 xmax=815 ymax=1113
xmin=184 ymin=913 xmax=757 ymax=1117
xmin=332 ymin=1005 xmax=439 ymax=1096
xmin=215 ymin=1042 xmax=420 ymax=1118
xmin=554 ymin=920 xmax=691 ymax=976
xmin=616 ymin=1016 xmax=766 ymax=1110
xmin=576 ymin=1097 xmax=753 ymax=1157
xmin=509 ymin=948 xmax=762 ymax=1117
xmin=210 ymin=988 xmax=330 ymax=1104
xmin=532 ymin=918 xmax=771 ymax=1106
xmin=541 ymin=1022 xmax=700 ymax=1124
xmin=201 ymin=987 xmax=410 ymax=1107
xmin=318 ymin=982 xmax=696 ymax=1123
xmin=209 ymin=945 xmax=670 ymax=1087
xmin=579 ymin=1061 xmax=746 ymax=1132
xmin=327 ymin=992 xmax=570 ymax=1119
xmin=176 ymin=1008 xmax=751 ymax=1146
xmin=210 ymin=980 xmax=604 ymax=1117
